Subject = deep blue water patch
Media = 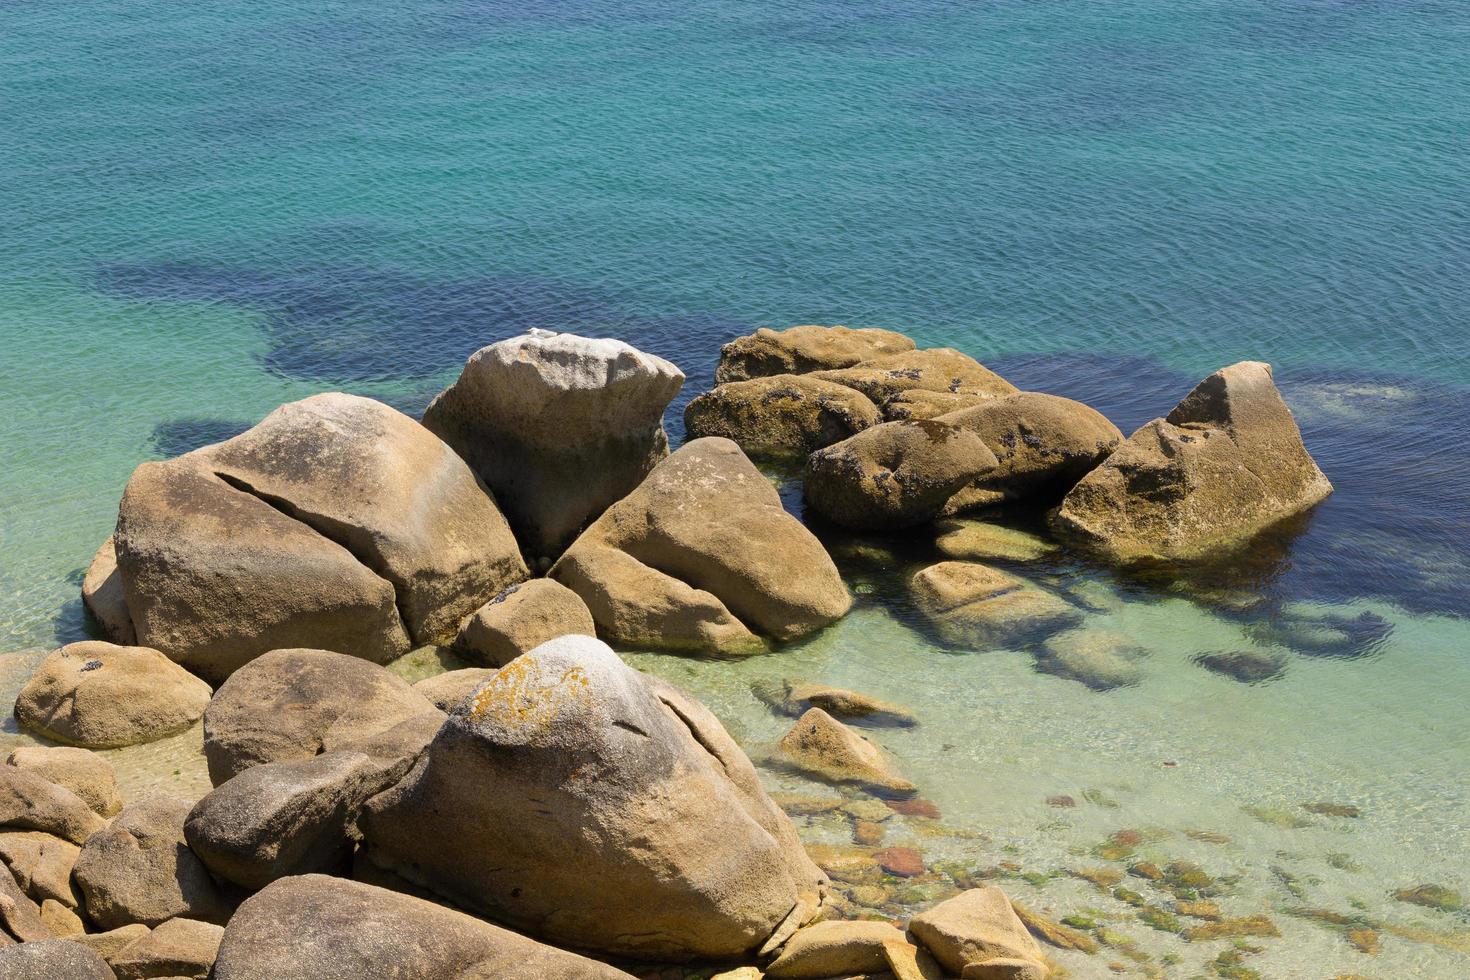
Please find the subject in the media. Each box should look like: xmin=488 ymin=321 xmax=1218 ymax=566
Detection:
xmin=149 ymin=418 xmax=253 ymax=459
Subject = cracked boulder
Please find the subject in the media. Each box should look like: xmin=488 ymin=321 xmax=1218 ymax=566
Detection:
xmin=203 ymin=648 xmax=440 ymax=785
xmin=551 ymin=438 xmax=850 ymax=653
xmin=360 ymin=635 xmax=827 ymax=961
xmin=114 ymin=393 xmax=525 ymax=683
xmin=423 ymin=330 xmax=684 ymax=560
xmin=14 ymin=642 xmax=211 ymax=748
xmin=1053 ymin=361 xmax=1333 ymax=562
xmin=683 ymin=375 xmax=881 ymax=460
xmin=937 ymin=392 xmax=1122 ymax=510
xmin=210 ymin=874 xmax=634 ymax=980
xmin=715 ymin=325 xmax=915 ymax=384
xmin=804 ymin=420 xmax=998 ymax=530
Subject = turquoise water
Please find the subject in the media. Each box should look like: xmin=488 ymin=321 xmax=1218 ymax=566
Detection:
xmin=3 ymin=0 xmax=1469 ymax=975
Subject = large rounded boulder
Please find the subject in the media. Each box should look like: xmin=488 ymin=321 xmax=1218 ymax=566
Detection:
xmin=552 ymin=438 xmax=850 ymax=653
xmin=210 ymin=874 xmax=634 ymax=980
xmin=422 ymin=330 xmax=684 ymax=559
xmin=715 ymin=325 xmax=915 ymax=383
xmin=114 ymin=393 xmax=525 ymax=683
xmin=684 ymin=375 xmax=881 ymax=460
xmin=360 ymin=635 xmax=827 ymax=961
xmin=1052 ymin=362 xmax=1333 ymax=562
xmin=804 ymin=420 xmax=998 ymax=530
xmin=937 ymin=392 xmax=1123 ymax=510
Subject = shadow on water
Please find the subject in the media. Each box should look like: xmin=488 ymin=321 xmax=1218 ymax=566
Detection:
xmin=148 ymin=418 xmax=253 ymax=458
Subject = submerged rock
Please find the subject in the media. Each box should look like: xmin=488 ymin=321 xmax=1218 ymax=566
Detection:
xmin=715 ymin=324 xmax=916 ymax=383
xmin=753 ymin=678 xmax=918 ymax=727
xmin=1194 ymin=649 xmax=1288 ymax=684
xmin=81 ymin=536 xmax=135 ymax=645
xmin=361 ymin=636 xmax=826 ymax=961
xmin=804 ymin=419 xmax=998 ymax=530
xmin=553 ymin=438 xmax=850 ymax=653
xmin=1248 ymin=608 xmax=1392 ymax=660
xmin=423 ymin=330 xmax=684 ymax=558
xmin=1034 ymin=629 xmax=1147 ymax=691
xmin=73 ymin=797 xmax=232 ymax=929
xmin=209 ymin=874 xmax=634 ymax=980
xmin=910 ymin=562 xmax=1081 ymax=648
xmin=934 ymin=520 xmax=1058 ymax=562
xmin=14 ymin=641 xmax=211 ymax=748
xmin=116 ymin=393 xmax=526 ymax=682
xmin=774 ymin=708 xmax=917 ymax=795
xmin=812 ymin=348 xmax=1017 ymax=404
xmin=685 ymin=374 xmax=881 ymax=460
xmin=766 ymin=919 xmax=906 ymax=978
xmin=1393 ymin=883 xmax=1463 ymax=912
xmin=6 ymin=746 xmax=122 ymax=818
xmin=938 ymin=392 xmax=1122 ymax=510
xmin=907 ymin=886 xmax=1044 ymax=974
xmin=202 ymin=648 xmax=439 ymax=785
xmin=453 ymin=579 xmax=597 ymax=667
xmin=1053 ymin=361 xmax=1333 ymax=562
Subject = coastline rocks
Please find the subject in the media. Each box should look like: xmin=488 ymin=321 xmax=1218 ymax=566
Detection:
xmin=454 ymin=579 xmax=596 ymax=667
xmin=0 ymin=768 xmax=108 ymax=844
xmin=413 ymin=668 xmax=495 ymax=711
xmin=202 ymin=649 xmax=438 ymax=785
xmin=553 ymin=438 xmax=850 ymax=653
xmin=715 ymin=325 xmax=916 ymax=383
xmin=766 ymin=919 xmax=907 ymax=978
xmin=0 ymin=940 xmax=114 ymax=980
xmin=360 ymin=636 xmax=827 ymax=961
xmin=14 ymin=642 xmax=211 ymax=748
xmin=1033 ymin=629 xmax=1147 ymax=691
xmin=882 ymin=389 xmax=995 ymax=422
xmin=754 ymin=679 xmax=917 ymax=727
xmin=910 ymin=563 xmax=1080 ymax=648
xmin=109 ymin=917 xmax=223 ymax=980
xmin=907 ymin=886 xmax=1044 ymax=975
xmin=684 ymin=375 xmax=881 ymax=460
xmin=198 ymin=393 xmax=527 ymax=644
xmin=774 ymin=708 xmax=917 ymax=796
xmin=7 ymin=747 xmax=122 ymax=817
xmin=812 ymin=348 xmax=1017 ymax=404
xmin=0 ymin=863 xmax=52 ymax=942
xmin=937 ymin=392 xmax=1123 ymax=510
xmin=81 ymin=537 xmax=135 ymax=644
xmin=73 ymin=797 xmax=232 ymax=929
xmin=1053 ymin=361 xmax=1333 ymax=562
xmin=804 ymin=420 xmax=998 ymax=530
xmin=423 ymin=330 xmax=684 ymax=559
xmin=0 ymin=831 xmax=83 ymax=909
xmin=185 ymin=752 xmax=400 ymax=890
xmin=210 ymin=874 xmax=635 ymax=980
xmin=114 ymin=457 xmax=410 ymax=685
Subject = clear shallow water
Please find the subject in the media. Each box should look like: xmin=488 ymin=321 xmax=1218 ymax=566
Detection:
xmin=2 ymin=0 xmax=1469 ymax=976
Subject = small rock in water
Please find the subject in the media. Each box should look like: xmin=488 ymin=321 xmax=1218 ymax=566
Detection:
xmin=753 ymin=678 xmax=918 ymax=727
xmin=1392 ymin=883 xmax=1463 ymax=912
xmin=875 ymin=846 xmax=926 ymax=877
xmin=1011 ymin=900 xmax=1101 ymax=953
xmin=1303 ymin=801 xmax=1362 ymax=819
xmin=774 ymin=708 xmax=918 ymax=796
xmin=1128 ymin=862 xmax=1163 ymax=881
xmin=1045 ymin=795 xmax=1076 ymax=808
xmin=1071 ymin=867 xmax=1124 ymax=890
xmin=1082 ymin=788 xmax=1121 ymax=809
xmin=1182 ymin=915 xmax=1280 ymax=941
xmin=1184 ymin=829 xmax=1232 ymax=845
xmin=1175 ymin=900 xmax=1222 ymax=921
xmin=933 ymin=520 xmax=1059 ymax=563
xmin=885 ymin=798 xmax=942 ymax=819
xmin=1346 ymin=927 xmax=1381 ymax=955
xmin=1033 ymin=629 xmax=1146 ymax=691
xmin=1194 ymin=649 xmax=1287 ymax=684
xmin=853 ymin=820 xmax=886 ymax=846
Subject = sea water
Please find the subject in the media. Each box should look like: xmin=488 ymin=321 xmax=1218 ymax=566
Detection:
xmin=2 ymin=1 xmax=1468 ymax=976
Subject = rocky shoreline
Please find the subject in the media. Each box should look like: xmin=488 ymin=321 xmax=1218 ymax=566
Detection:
xmin=0 ymin=325 xmax=1360 ymax=979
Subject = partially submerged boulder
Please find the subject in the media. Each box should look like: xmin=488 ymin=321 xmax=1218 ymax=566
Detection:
xmin=715 ymin=325 xmax=916 ymax=383
xmin=361 ymin=636 xmax=826 ymax=961
xmin=910 ymin=562 xmax=1080 ymax=648
xmin=774 ymin=708 xmax=916 ymax=796
xmin=109 ymin=916 xmax=224 ymax=980
xmin=908 ymin=886 xmax=1044 ymax=975
xmin=423 ymin=330 xmax=684 ymax=559
xmin=804 ymin=420 xmax=998 ymax=530
xmin=684 ymin=375 xmax=881 ymax=460
xmin=934 ymin=520 xmax=1058 ymax=563
xmin=209 ymin=874 xmax=634 ymax=980
xmin=812 ymin=348 xmax=1017 ymax=404
xmin=202 ymin=648 xmax=439 ymax=785
xmin=454 ymin=578 xmax=597 ymax=667
xmin=754 ymin=679 xmax=917 ymax=727
xmin=1053 ymin=361 xmax=1333 ymax=562
xmin=81 ymin=536 xmax=135 ymax=645
xmin=14 ymin=641 xmax=211 ymax=748
xmin=73 ymin=797 xmax=232 ymax=929
xmin=1033 ymin=629 xmax=1146 ymax=691
xmin=185 ymin=751 xmax=401 ymax=890
xmin=552 ymin=438 xmax=850 ymax=653
xmin=938 ymin=392 xmax=1122 ymax=510
xmin=6 ymin=746 xmax=122 ymax=817
xmin=766 ymin=919 xmax=906 ymax=978
xmin=0 ymin=940 xmax=113 ymax=980
xmin=0 ymin=768 xmax=108 ymax=844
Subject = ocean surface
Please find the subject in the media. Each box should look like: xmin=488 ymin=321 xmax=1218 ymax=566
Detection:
xmin=2 ymin=0 xmax=1468 ymax=975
